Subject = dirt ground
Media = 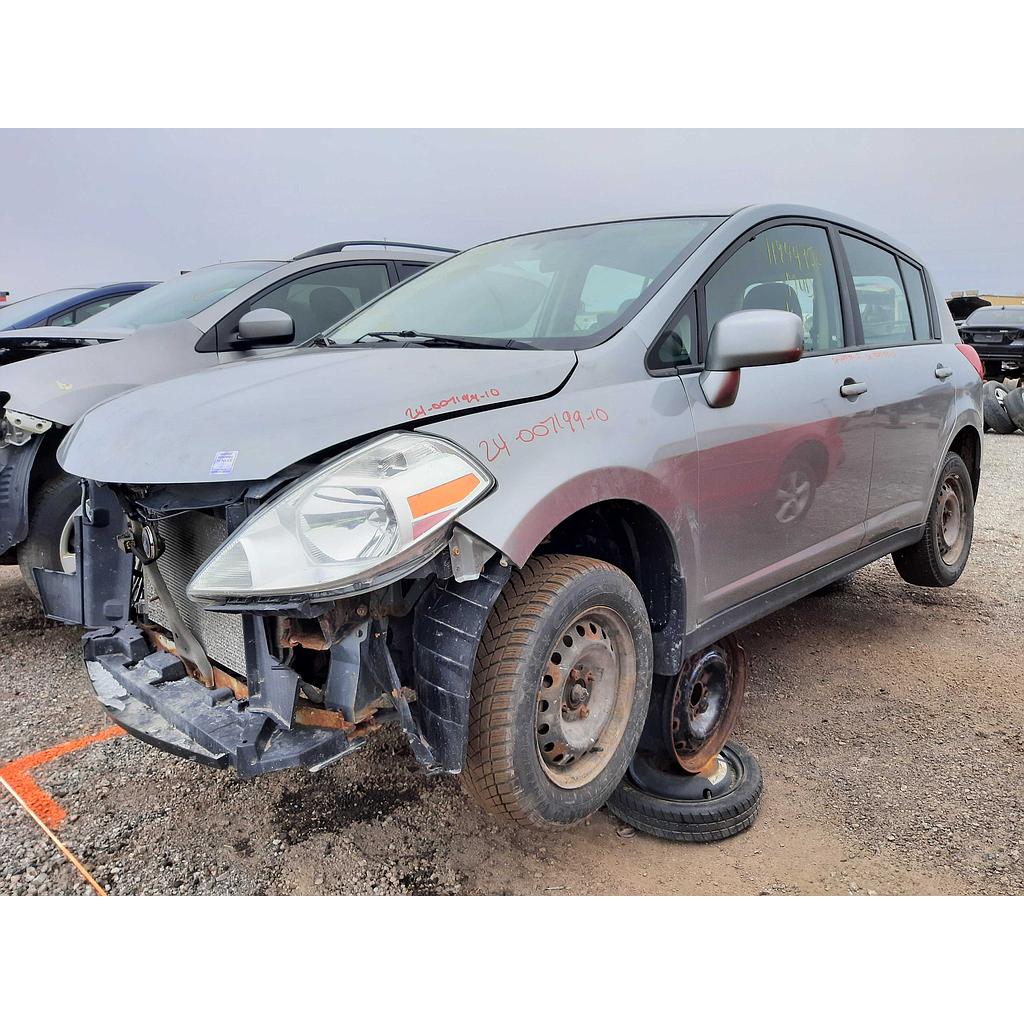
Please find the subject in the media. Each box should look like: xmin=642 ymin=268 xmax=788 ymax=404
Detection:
xmin=1 ymin=434 xmax=1021 ymax=896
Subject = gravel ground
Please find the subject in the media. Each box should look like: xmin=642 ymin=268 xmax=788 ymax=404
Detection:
xmin=2 ymin=434 xmax=1021 ymax=895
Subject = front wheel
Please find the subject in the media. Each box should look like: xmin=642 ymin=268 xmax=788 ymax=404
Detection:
xmin=892 ymin=452 xmax=974 ymax=587
xmin=17 ymin=471 xmax=82 ymax=595
xmin=463 ymin=554 xmax=653 ymax=828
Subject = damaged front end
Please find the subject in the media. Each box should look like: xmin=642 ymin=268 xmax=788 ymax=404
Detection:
xmin=55 ymin=435 xmax=511 ymax=778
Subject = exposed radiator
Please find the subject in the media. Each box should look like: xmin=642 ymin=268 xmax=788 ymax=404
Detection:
xmin=143 ymin=511 xmax=247 ymax=677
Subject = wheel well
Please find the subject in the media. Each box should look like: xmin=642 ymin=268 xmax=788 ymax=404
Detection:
xmin=948 ymin=425 xmax=981 ymax=496
xmin=534 ymin=500 xmax=686 ymax=675
xmin=26 ymin=428 xmax=66 ymax=506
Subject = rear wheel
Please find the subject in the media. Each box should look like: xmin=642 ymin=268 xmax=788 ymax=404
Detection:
xmin=17 ymin=471 xmax=82 ymax=595
xmin=1003 ymin=386 xmax=1024 ymax=432
xmin=463 ymin=554 xmax=653 ymax=828
xmin=893 ymin=452 xmax=974 ymax=587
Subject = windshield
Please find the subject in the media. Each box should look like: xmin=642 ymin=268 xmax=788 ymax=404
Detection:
xmin=329 ymin=217 xmax=720 ymax=349
xmin=964 ymin=307 xmax=1024 ymax=328
xmin=82 ymin=261 xmax=282 ymax=329
xmin=0 ymin=288 xmax=92 ymax=329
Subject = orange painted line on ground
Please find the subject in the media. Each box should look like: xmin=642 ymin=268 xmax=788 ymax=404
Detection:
xmin=0 ymin=724 xmax=124 ymax=829
xmin=0 ymin=776 xmax=108 ymax=895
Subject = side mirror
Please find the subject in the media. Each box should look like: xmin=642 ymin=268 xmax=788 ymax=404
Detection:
xmin=700 ymin=309 xmax=803 ymax=408
xmin=236 ymin=307 xmax=295 ymax=347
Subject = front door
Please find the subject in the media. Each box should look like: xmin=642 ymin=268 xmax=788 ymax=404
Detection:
xmin=681 ymin=221 xmax=875 ymax=626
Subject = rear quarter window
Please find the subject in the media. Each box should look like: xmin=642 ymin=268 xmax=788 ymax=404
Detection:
xmin=898 ymin=259 xmax=935 ymax=340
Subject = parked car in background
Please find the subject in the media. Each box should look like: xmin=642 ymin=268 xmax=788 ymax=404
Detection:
xmin=946 ymin=294 xmax=991 ymax=328
xmin=0 ymin=241 xmax=454 ymax=585
xmin=0 ymin=281 xmax=156 ymax=343
xmin=958 ymin=305 xmax=1024 ymax=380
xmin=52 ymin=206 xmax=983 ymax=833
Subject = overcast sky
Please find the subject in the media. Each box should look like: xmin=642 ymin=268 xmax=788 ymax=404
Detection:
xmin=1 ymin=129 xmax=1021 ymax=301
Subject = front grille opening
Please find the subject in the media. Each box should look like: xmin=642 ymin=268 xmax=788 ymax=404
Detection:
xmin=142 ymin=510 xmax=246 ymax=676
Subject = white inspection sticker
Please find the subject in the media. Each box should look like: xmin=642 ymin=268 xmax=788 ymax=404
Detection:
xmin=210 ymin=450 xmax=239 ymax=476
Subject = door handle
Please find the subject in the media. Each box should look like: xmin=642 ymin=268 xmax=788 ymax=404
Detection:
xmin=935 ymin=365 xmax=953 ymax=380
xmin=839 ymin=378 xmax=868 ymax=398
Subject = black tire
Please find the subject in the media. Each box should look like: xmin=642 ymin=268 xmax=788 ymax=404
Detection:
xmin=983 ymin=380 xmax=1016 ymax=434
xmin=1003 ymin=386 xmax=1024 ymax=432
xmin=892 ymin=452 xmax=974 ymax=588
xmin=17 ymin=471 xmax=82 ymax=595
xmin=606 ymin=740 xmax=763 ymax=843
xmin=463 ymin=554 xmax=653 ymax=829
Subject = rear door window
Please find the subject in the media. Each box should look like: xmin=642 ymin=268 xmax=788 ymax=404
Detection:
xmin=704 ymin=223 xmax=845 ymax=354
xmin=841 ymin=235 xmax=914 ymax=345
xmin=898 ymin=259 xmax=934 ymax=340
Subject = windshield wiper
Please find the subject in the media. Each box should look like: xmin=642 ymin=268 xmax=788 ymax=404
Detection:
xmin=352 ymin=330 xmax=535 ymax=350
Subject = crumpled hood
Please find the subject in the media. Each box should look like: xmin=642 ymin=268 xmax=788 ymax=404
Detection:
xmin=0 ymin=319 xmax=204 ymax=425
xmin=60 ymin=345 xmax=578 ymax=484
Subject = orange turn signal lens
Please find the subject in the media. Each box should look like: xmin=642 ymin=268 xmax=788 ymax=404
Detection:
xmin=407 ymin=472 xmax=481 ymax=519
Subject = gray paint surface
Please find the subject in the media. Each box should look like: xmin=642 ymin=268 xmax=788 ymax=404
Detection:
xmin=60 ymin=345 xmax=577 ymax=483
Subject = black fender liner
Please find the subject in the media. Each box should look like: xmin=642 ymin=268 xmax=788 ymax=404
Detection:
xmin=412 ymin=558 xmax=512 ymax=773
xmin=0 ymin=433 xmax=44 ymax=557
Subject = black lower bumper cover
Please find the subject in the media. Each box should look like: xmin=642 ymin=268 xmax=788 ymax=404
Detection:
xmin=83 ymin=625 xmax=361 ymax=777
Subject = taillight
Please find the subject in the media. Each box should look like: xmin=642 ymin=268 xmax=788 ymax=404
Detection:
xmin=956 ymin=343 xmax=984 ymax=379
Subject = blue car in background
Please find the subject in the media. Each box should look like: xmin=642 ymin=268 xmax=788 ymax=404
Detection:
xmin=0 ymin=281 xmax=156 ymax=332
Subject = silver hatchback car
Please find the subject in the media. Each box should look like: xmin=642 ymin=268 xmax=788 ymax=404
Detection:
xmin=55 ymin=205 xmax=983 ymax=830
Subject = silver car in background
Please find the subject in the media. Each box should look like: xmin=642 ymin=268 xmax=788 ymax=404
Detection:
xmin=0 ymin=241 xmax=453 ymax=584
xmin=56 ymin=205 xmax=983 ymax=831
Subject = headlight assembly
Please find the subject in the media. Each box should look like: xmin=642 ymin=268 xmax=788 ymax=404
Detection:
xmin=187 ymin=432 xmax=493 ymax=602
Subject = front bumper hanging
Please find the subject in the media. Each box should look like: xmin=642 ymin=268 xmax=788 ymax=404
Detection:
xmin=72 ymin=479 xmax=514 ymax=779
xmin=84 ymin=625 xmax=362 ymax=776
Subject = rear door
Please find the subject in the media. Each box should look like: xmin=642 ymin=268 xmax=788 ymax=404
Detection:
xmin=837 ymin=233 xmax=955 ymax=540
xmin=680 ymin=220 xmax=875 ymax=624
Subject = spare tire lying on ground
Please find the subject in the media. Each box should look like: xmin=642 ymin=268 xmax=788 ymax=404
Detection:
xmin=983 ymin=380 xmax=1017 ymax=434
xmin=606 ymin=740 xmax=763 ymax=842
xmin=1003 ymin=386 xmax=1024 ymax=432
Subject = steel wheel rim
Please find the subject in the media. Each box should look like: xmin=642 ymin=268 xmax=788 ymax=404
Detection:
xmin=669 ymin=636 xmax=747 ymax=773
xmin=937 ymin=473 xmax=967 ymax=566
xmin=535 ymin=606 xmax=637 ymax=789
xmin=775 ymin=468 xmax=812 ymax=524
xmin=58 ymin=511 xmax=77 ymax=574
